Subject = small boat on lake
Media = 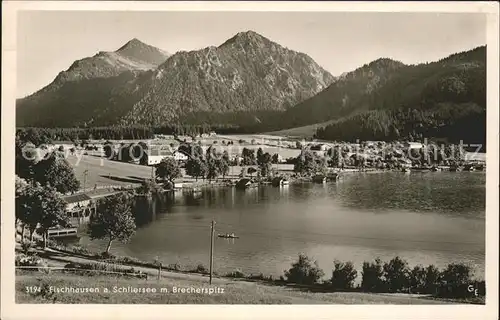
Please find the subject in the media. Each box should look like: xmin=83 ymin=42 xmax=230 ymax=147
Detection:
xmin=235 ymin=178 xmax=258 ymax=190
xmin=271 ymin=176 xmax=290 ymax=187
xmin=217 ymin=233 xmax=239 ymax=239
xmin=326 ymin=173 xmax=340 ymax=182
xmin=312 ymin=175 xmax=327 ymax=184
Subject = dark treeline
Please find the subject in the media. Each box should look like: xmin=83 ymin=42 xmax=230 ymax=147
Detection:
xmin=15 ymin=124 xmax=253 ymax=145
xmin=315 ymin=104 xmax=486 ymax=147
xmin=267 ymin=46 xmax=487 ymax=141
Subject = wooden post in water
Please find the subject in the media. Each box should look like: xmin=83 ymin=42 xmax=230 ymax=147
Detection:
xmin=209 ymin=220 xmax=216 ymax=285
xmin=158 ymin=262 xmax=162 ymax=280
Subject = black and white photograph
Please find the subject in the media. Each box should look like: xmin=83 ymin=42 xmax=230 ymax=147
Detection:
xmin=1 ymin=1 xmax=499 ymax=319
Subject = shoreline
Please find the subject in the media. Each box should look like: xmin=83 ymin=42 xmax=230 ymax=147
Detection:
xmin=69 ymin=166 xmax=486 ymax=196
xmin=14 ymin=242 xmax=485 ymax=305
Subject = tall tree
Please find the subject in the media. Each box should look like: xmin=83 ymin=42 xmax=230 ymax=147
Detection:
xmin=87 ymin=193 xmax=136 ymax=254
xmin=206 ymin=159 xmax=221 ymax=182
xmin=16 ymin=141 xmax=39 ymax=180
xmin=256 ymin=148 xmax=264 ymax=165
xmin=186 ymin=158 xmax=208 ymax=181
xmin=258 ymin=152 xmax=272 ymax=177
xmin=35 ymin=153 xmax=80 ymax=194
xmin=241 ymin=148 xmax=256 ymax=165
xmin=219 ymin=158 xmax=230 ymax=179
xmin=155 ymin=158 xmax=182 ymax=184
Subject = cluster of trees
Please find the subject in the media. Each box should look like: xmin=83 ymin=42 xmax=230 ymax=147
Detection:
xmin=323 ymin=143 xmax=467 ymax=169
xmin=15 ymin=140 xmax=81 ymax=194
xmin=256 ymin=148 xmax=272 ymax=177
xmin=239 ymin=147 xmax=274 ymax=178
xmin=183 ymin=145 xmax=230 ymax=182
xmin=16 ymin=127 xmax=154 ymax=144
xmin=284 ymin=254 xmax=484 ymax=298
xmin=293 ymin=150 xmax=328 ymax=176
xmin=15 ymin=178 xmax=70 ymax=244
xmin=15 ymin=131 xmax=150 ymax=255
xmin=15 ymin=135 xmax=82 ymax=245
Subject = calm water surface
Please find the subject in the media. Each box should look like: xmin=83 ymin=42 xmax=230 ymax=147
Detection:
xmin=80 ymin=172 xmax=486 ymax=279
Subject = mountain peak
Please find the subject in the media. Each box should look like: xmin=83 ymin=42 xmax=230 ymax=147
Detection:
xmin=116 ymin=38 xmax=151 ymax=52
xmin=220 ymin=30 xmax=270 ymax=47
xmin=114 ymin=38 xmax=170 ymax=66
xmin=368 ymin=58 xmax=405 ymax=69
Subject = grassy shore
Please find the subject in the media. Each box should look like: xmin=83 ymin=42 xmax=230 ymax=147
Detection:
xmin=16 ymin=271 xmax=458 ymax=304
xmin=16 ymin=244 xmax=484 ymax=305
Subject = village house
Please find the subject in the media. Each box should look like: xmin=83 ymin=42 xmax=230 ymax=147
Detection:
xmin=142 ymin=147 xmax=189 ymax=165
xmin=143 ymin=148 xmax=167 ymax=165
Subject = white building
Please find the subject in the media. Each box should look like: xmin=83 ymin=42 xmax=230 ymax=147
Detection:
xmin=143 ymin=148 xmax=189 ymax=165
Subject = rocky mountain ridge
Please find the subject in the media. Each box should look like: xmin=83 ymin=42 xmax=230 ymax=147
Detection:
xmin=17 ymin=31 xmax=334 ymax=127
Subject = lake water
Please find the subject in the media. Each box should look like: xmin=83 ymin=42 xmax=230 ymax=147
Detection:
xmin=79 ymin=171 xmax=486 ymax=279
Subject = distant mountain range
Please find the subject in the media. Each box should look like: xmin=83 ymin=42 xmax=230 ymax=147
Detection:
xmin=267 ymin=46 xmax=486 ymax=145
xmin=16 ymin=31 xmax=486 ymax=144
xmin=16 ymin=31 xmax=334 ymax=127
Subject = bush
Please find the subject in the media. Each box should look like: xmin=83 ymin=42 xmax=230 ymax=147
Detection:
xmin=16 ymin=253 xmax=49 ymax=272
xmin=71 ymin=245 xmax=94 ymax=256
xmin=284 ymin=254 xmax=324 ymax=285
xmin=16 ymin=253 xmax=43 ymax=267
xmin=330 ymin=260 xmax=358 ymax=290
xmin=20 ymin=241 xmax=33 ymax=254
xmin=167 ymin=263 xmax=181 ymax=271
xmin=64 ymin=261 xmax=146 ymax=278
xmin=436 ymin=262 xmax=475 ymax=298
xmin=361 ymin=258 xmax=386 ymax=292
xmin=193 ymin=264 xmax=208 ymax=274
xmin=225 ymin=269 xmax=245 ymax=278
xmin=98 ymin=251 xmax=116 ymax=260
xmin=383 ymin=256 xmax=411 ymax=292
xmin=248 ymin=273 xmax=266 ymax=280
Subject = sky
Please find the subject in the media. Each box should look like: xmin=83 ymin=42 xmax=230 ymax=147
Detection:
xmin=17 ymin=11 xmax=486 ymax=98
